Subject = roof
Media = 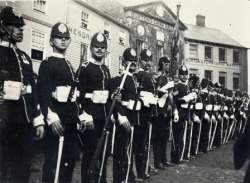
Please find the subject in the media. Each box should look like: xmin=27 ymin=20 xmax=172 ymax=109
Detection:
xmin=185 ymin=24 xmax=247 ymax=49
xmin=74 ymin=0 xmax=130 ymax=31
xmin=124 ymin=0 xmax=187 ymax=30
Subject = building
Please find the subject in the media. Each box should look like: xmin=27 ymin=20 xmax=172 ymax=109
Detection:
xmin=123 ymin=0 xmax=187 ymax=72
xmin=0 ymin=0 xmax=130 ymax=76
xmin=184 ymin=15 xmax=248 ymax=91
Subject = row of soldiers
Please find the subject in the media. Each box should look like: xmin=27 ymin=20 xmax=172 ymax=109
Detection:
xmin=0 ymin=6 xmax=249 ymax=183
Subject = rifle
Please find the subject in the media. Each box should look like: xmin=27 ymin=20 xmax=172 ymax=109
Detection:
xmin=54 ymin=46 xmax=86 ymax=183
xmin=87 ymin=62 xmax=132 ymax=183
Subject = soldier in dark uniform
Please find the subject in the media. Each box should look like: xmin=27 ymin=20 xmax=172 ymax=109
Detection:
xmin=213 ymin=83 xmax=224 ymax=147
xmin=111 ymin=48 xmax=138 ymax=183
xmin=133 ymin=49 xmax=158 ymax=180
xmin=171 ymin=65 xmax=196 ymax=164
xmin=198 ymin=78 xmax=211 ymax=153
xmin=187 ymin=75 xmax=201 ymax=157
xmin=78 ymin=32 xmax=111 ymax=183
xmin=0 ymin=7 xmax=45 ymax=182
xmin=37 ymin=23 xmax=88 ymax=183
xmin=153 ymin=56 xmax=174 ymax=169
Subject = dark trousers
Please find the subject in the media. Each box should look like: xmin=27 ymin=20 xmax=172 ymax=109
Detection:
xmin=171 ymin=108 xmax=188 ymax=164
xmin=199 ymin=119 xmax=210 ymax=153
xmin=113 ymin=124 xmax=135 ymax=183
xmin=152 ymin=114 xmax=170 ymax=167
xmin=80 ymin=120 xmax=110 ymax=183
xmin=42 ymin=123 xmax=79 ymax=183
xmin=0 ymin=123 xmax=33 ymax=183
xmin=133 ymin=116 xmax=149 ymax=179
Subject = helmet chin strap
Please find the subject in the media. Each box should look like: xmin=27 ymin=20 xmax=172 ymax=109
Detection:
xmin=0 ymin=21 xmax=18 ymax=43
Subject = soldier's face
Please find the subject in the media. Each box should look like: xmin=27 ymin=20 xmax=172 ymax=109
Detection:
xmin=140 ymin=60 xmax=152 ymax=71
xmin=3 ymin=24 xmax=24 ymax=43
xmin=51 ymin=36 xmax=71 ymax=51
xmin=179 ymin=74 xmax=188 ymax=82
xmin=91 ymin=46 xmax=107 ymax=59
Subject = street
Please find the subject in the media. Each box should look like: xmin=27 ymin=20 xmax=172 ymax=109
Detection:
xmin=30 ymin=143 xmax=247 ymax=183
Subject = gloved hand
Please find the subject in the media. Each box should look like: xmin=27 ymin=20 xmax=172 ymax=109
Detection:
xmin=173 ymin=109 xmax=179 ymax=122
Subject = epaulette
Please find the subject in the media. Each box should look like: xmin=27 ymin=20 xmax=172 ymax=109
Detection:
xmin=82 ymin=61 xmax=89 ymax=67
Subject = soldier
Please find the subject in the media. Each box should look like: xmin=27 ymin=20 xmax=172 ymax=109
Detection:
xmin=110 ymin=48 xmax=139 ymax=183
xmin=37 ymin=22 xmax=88 ymax=183
xmin=0 ymin=7 xmax=44 ymax=182
xmin=153 ymin=56 xmax=174 ymax=169
xmin=171 ymin=65 xmax=196 ymax=164
xmin=133 ymin=49 xmax=158 ymax=180
xmin=78 ymin=32 xmax=111 ymax=183
xmin=187 ymin=75 xmax=201 ymax=157
xmin=198 ymin=78 xmax=211 ymax=154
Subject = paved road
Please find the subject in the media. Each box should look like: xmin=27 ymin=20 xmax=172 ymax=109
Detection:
xmin=30 ymin=143 xmax=247 ymax=183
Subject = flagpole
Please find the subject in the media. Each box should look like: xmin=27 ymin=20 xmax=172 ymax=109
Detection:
xmin=170 ymin=2 xmax=181 ymax=80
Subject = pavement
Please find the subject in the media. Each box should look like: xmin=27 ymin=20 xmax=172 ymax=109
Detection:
xmin=30 ymin=143 xmax=247 ymax=183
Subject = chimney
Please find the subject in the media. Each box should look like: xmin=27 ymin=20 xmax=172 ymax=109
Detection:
xmin=196 ymin=15 xmax=205 ymax=27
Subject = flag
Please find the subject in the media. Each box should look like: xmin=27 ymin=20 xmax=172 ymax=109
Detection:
xmin=171 ymin=9 xmax=180 ymax=58
xmin=170 ymin=5 xmax=180 ymax=79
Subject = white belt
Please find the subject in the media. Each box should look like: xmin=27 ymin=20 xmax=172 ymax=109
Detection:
xmin=85 ymin=93 xmax=93 ymax=98
xmin=206 ymin=104 xmax=213 ymax=111
xmin=85 ymin=90 xmax=109 ymax=104
xmin=121 ymin=100 xmax=141 ymax=110
xmin=213 ymin=105 xmax=219 ymax=111
xmin=181 ymin=103 xmax=189 ymax=109
xmin=195 ymin=103 xmax=203 ymax=110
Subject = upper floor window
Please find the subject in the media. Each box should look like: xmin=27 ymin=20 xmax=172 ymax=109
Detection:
xmin=233 ymin=50 xmax=240 ymax=64
xmin=156 ymin=31 xmax=164 ymax=42
xmin=204 ymin=70 xmax=213 ymax=81
xmin=104 ymin=23 xmax=111 ymax=39
xmin=233 ymin=73 xmax=240 ymax=90
xmin=33 ymin=0 xmax=47 ymax=14
xmin=219 ymin=48 xmax=226 ymax=62
xmin=189 ymin=44 xmax=198 ymax=59
xmin=31 ymin=29 xmax=46 ymax=61
xmin=205 ymin=46 xmax=212 ymax=60
xmin=81 ymin=11 xmax=89 ymax=29
xmin=136 ymin=39 xmax=144 ymax=57
xmin=119 ymin=31 xmax=125 ymax=45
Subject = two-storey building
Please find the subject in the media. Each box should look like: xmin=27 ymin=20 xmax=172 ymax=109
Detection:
xmin=1 ymin=0 xmax=130 ymax=76
xmin=185 ymin=15 xmax=248 ymax=91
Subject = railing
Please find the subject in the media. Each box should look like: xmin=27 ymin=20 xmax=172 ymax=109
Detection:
xmin=186 ymin=58 xmax=247 ymax=69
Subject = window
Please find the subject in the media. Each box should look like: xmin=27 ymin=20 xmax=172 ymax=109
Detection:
xmin=80 ymin=43 xmax=89 ymax=62
xmin=189 ymin=44 xmax=198 ymax=59
xmin=103 ymin=52 xmax=111 ymax=68
xmin=156 ymin=31 xmax=164 ymax=42
xmin=204 ymin=70 xmax=212 ymax=81
xmin=233 ymin=50 xmax=240 ymax=64
xmin=189 ymin=68 xmax=198 ymax=77
xmin=136 ymin=39 xmax=144 ymax=58
xmin=33 ymin=0 xmax=47 ymax=14
xmin=31 ymin=29 xmax=46 ymax=61
xmin=233 ymin=73 xmax=240 ymax=90
xmin=81 ymin=11 xmax=89 ymax=29
xmin=119 ymin=31 xmax=125 ymax=45
xmin=205 ymin=46 xmax=212 ymax=60
xmin=156 ymin=45 xmax=163 ymax=63
xmin=219 ymin=72 xmax=227 ymax=87
xmin=219 ymin=48 xmax=226 ymax=62
xmin=104 ymin=23 xmax=111 ymax=39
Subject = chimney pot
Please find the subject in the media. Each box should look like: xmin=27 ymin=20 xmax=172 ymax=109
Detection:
xmin=196 ymin=14 xmax=205 ymax=27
